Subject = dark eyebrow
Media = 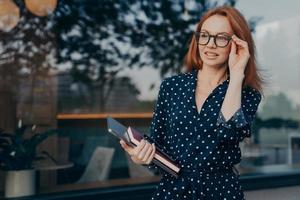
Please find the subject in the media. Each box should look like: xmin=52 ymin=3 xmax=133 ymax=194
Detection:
xmin=201 ymin=29 xmax=231 ymax=35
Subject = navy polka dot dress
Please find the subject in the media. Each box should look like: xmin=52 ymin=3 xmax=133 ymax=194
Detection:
xmin=148 ymin=69 xmax=262 ymax=200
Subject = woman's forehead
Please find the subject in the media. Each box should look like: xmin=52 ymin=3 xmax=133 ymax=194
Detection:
xmin=201 ymin=15 xmax=233 ymax=35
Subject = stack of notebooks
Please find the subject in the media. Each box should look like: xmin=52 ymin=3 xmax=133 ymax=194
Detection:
xmin=107 ymin=117 xmax=181 ymax=178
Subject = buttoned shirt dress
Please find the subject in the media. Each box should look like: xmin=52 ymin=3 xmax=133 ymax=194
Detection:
xmin=148 ymin=69 xmax=262 ymax=200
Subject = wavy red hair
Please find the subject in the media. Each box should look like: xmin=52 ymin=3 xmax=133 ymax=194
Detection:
xmin=184 ymin=6 xmax=264 ymax=93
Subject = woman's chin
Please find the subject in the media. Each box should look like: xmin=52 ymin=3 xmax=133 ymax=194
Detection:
xmin=202 ymin=59 xmax=224 ymax=67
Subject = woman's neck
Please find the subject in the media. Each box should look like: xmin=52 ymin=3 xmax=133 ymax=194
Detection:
xmin=197 ymin=64 xmax=228 ymax=87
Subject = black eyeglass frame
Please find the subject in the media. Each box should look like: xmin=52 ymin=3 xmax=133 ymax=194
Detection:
xmin=194 ymin=31 xmax=232 ymax=48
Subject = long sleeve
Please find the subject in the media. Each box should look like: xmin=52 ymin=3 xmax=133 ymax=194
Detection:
xmin=216 ymin=87 xmax=262 ymax=143
xmin=146 ymin=80 xmax=169 ymax=173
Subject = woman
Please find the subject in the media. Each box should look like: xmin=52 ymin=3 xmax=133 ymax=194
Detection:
xmin=120 ymin=5 xmax=263 ymax=200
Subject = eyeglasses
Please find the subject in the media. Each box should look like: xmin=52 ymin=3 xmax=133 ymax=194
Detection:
xmin=195 ymin=31 xmax=232 ymax=48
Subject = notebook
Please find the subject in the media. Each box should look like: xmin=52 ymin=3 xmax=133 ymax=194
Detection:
xmin=107 ymin=117 xmax=181 ymax=178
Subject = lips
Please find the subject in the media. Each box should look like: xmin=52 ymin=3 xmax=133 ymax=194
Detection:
xmin=204 ymin=51 xmax=219 ymax=59
xmin=204 ymin=51 xmax=219 ymax=56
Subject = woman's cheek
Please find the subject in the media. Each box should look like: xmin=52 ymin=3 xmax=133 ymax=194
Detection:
xmin=219 ymin=49 xmax=231 ymax=62
xmin=198 ymin=48 xmax=205 ymax=61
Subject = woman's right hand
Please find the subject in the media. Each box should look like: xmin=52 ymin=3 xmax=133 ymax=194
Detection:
xmin=120 ymin=139 xmax=156 ymax=165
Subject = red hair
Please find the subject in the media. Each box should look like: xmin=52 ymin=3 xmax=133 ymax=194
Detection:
xmin=184 ymin=6 xmax=264 ymax=93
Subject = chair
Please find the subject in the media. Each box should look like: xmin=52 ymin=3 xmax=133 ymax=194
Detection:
xmin=288 ymin=133 xmax=300 ymax=164
xmin=76 ymin=135 xmax=110 ymax=166
xmin=125 ymin=153 xmax=154 ymax=178
xmin=76 ymin=146 xmax=115 ymax=183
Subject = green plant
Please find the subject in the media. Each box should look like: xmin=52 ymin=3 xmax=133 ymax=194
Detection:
xmin=0 ymin=124 xmax=58 ymax=171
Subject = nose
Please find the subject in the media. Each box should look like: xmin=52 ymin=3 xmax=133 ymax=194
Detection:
xmin=206 ymin=36 xmax=216 ymax=48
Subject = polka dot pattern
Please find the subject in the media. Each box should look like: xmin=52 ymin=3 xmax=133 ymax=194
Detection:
xmin=148 ymin=69 xmax=262 ymax=200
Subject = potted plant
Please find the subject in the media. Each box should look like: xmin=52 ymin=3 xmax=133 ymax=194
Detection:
xmin=0 ymin=122 xmax=58 ymax=198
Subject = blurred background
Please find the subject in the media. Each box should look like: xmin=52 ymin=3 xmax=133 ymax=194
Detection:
xmin=0 ymin=0 xmax=300 ymax=199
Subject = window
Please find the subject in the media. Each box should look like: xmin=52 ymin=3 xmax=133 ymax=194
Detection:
xmin=1 ymin=0 xmax=300 ymax=198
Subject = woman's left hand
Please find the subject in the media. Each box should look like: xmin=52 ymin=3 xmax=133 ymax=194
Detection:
xmin=228 ymin=35 xmax=250 ymax=79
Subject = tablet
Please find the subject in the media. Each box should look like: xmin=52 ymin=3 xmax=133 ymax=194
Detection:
xmin=106 ymin=117 xmax=132 ymax=146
